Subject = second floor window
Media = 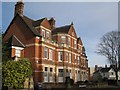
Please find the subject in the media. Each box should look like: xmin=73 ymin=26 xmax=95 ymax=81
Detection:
xmin=42 ymin=30 xmax=45 ymax=38
xmin=46 ymin=31 xmax=50 ymax=39
xmin=78 ymin=56 xmax=80 ymax=64
xmin=44 ymin=47 xmax=48 ymax=59
xmin=68 ymin=37 xmax=71 ymax=45
xmin=49 ymin=49 xmax=52 ymax=60
xmin=58 ymin=52 xmax=63 ymax=61
xmin=75 ymin=54 xmax=77 ymax=64
xmin=74 ymin=40 xmax=77 ymax=49
xmin=61 ymin=36 xmax=66 ymax=44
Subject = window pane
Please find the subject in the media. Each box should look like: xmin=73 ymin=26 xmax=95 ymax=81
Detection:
xmin=49 ymin=49 xmax=52 ymax=60
xmin=15 ymin=49 xmax=21 ymax=57
xmin=58 ymin=52 xmax=63 ymax=61
xmin=61 ymin=36 xmax=66 ymax=44
xmin=42 ymin=30 xmax=45 ymax=37
xmin=46 ymin=31 xmax=50 ymax=39
xmin=68 ymin=37 xmax=71 ymax=45
xmin=44 ymin=47 xmax=48 ymax=58
xmin=66 ymin=52 xmax=68 ymax=62
xmin=74 ymin=40 xmax=77 ymax=48
xmin=69 ymin=53 xmax=71 ymax=63
xmin=58 ymin=69 xmax=63 ymax=77
xmin=45 ymin=67 xmax=48 ymax=71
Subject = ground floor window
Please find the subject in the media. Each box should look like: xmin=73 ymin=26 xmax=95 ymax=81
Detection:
xmin=58 ymin=69 xmax=64 ymax=82
xmin=44 ymin=67 xmax=48 ymax=82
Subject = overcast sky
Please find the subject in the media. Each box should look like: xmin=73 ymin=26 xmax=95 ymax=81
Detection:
xmin=2 ymin=1 xmax=118 ymax=67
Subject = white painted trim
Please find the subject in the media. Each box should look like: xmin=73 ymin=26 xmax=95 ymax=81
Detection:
xmin=26 ymin=43 xmax=39 ymax=47
xmin=13 ymin=35 xmax=25 ymax=47
xmin=56 ymin=49 xmax=80 ymax=56
xmin=12 ymin=46 xmax=24 ymax=50
xmin=53 ymin=34 xmax=77 ymax=40
xmin=36 ymin=36 xmax=40 ymax=39
xmin=40 ymin=26 xmax=51 ymax=32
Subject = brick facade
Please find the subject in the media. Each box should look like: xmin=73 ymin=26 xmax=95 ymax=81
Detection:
xmin=3 ymin=1 xmax=88 ymax=84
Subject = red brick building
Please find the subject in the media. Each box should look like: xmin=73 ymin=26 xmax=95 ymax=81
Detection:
xmin=3 ymin=1 xmax=88 ymax=84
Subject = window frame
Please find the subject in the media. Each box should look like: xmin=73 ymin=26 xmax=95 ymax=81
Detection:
xmin=49 ymin=49 xmax=52 ymax=60
xmin=61 ymin=36 xmax=66 ymax=44
xmin=58 ymin=52 xmax=63 ymax=62
xmin=44 ymin=47 xmax=48 ymax=59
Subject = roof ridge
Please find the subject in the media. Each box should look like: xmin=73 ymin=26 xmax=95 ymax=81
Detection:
xmin=55 ymin=24 xmax=71 ymax=29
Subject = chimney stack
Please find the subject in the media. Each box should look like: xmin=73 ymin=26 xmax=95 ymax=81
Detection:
xmin=49 ymin=17 xmax=56 ymax=30
xmin=105 ymin=65 xmax=107 ymax=68
xmin=14 ymin=0 xmax=24 ymax=16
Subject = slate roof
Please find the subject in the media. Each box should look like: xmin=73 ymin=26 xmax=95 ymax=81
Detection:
xmin=100 ymin=67 xmax=111 ymax=73
xmin=21 ymin=15 xmax=40 ymax=36
xmin=32 ymin=18 xmax=46 ymax=27
xmin=52 ymin=25 xmax=71 ymax=35
xmin=8 ymin=35 xmax=25 ymax=47
xmin=77 ymin=37 xmax=83 ymax=45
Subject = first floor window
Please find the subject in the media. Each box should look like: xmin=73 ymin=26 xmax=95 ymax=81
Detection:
xmin=58 ymin=52 xmax=63 ymax=61
xmin=44 ymin=47 xmax=48 ymax=59
xmin=78 ymin=56 xmax=80 ymax=64
xmin=75 ymin=54 xmax=77 ymax=64
xmin=49 ymin=49 xmax=52 ymax=60
xmin=15 ymin=49 xmax=21 ymax=57
xmin=69 ymin=53 xmax=71 ymax=63
xmin=66 ymin=52 xmax=68 ymax=62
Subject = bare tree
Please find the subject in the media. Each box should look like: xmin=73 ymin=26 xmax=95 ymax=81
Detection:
xmin=96 ymin=31 xmax=120 ymax=85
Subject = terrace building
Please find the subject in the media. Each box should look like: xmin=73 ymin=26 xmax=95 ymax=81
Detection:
xmin=3 ymin=1 xmax=88 ymax=84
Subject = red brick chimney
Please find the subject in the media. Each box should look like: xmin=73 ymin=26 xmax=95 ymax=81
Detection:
xmin=49 ymin=17 xmax=56 ymax=30
xmin=14 ymin=0 xmax=24 ymax=16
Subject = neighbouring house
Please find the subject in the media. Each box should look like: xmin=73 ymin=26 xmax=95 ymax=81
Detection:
xmin=88 ymin=67 xmax=95 ymax=80
xmin=3 ymin=1 xmax=88 ymax=85
xmin=93 ymin=65 xmax=120 ymax=81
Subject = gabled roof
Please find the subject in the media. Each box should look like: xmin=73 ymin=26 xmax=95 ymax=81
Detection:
xmin=77 ymin=37 xmax=83 ymax=45
xmin=52 ymin=25 xmax=71 ymax=35
xmin=21 ymin=15 xmax=40 ymax=36
xmin=100 ymin=67 xmax=111 ymax=73
xmin=32 ymin=18 xmax=46 ymax=27
xmin=3 ymin=14 xmax=40 ymax=38
xmin=8 ymin=35 xmax=25 ymax=47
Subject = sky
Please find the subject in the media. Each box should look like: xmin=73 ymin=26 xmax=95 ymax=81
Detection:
xmin=2 ymin=1 xmax=118 ymax=67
